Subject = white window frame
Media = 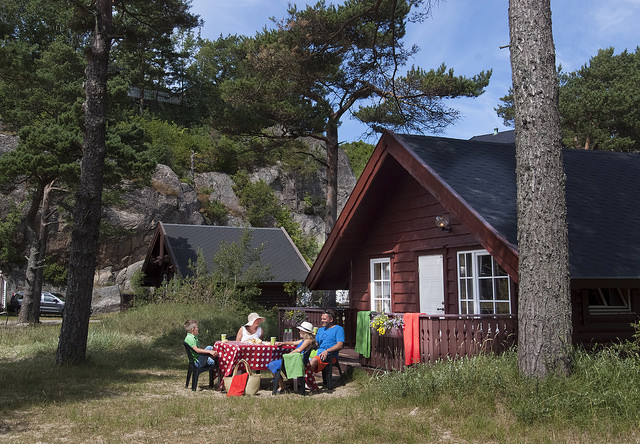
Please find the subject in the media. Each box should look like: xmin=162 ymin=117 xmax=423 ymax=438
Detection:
xmin=457 ymin=249 xmax=512 ymax=315
xmin=370 ymin=258 xmax=391 ymax=313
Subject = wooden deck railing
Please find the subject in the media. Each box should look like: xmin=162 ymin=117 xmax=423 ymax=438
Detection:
xmin=277 ymin=308 xmax=517 ymax=370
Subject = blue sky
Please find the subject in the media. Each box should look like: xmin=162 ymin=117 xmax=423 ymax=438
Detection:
xmin=190 ymin=0 xmax=640 ymax=144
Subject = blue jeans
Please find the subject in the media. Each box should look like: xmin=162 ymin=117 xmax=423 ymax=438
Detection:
xmin=195 ymin=345 xmax=216 ymax=367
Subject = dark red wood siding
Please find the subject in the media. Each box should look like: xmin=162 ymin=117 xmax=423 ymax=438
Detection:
xmin=348 ymin=174 xmax=517 ymax=314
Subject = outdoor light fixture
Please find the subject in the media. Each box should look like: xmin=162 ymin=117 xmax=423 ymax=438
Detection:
xmin=435 ymin=215 xmax=450 ymax=232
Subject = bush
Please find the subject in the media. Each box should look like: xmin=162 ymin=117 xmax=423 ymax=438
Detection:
xmin=43 ymin=258 xmax=67 ymax=287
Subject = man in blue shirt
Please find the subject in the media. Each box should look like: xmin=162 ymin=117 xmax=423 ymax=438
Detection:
xmin=310 ymin=309 xmax=344 ymax=373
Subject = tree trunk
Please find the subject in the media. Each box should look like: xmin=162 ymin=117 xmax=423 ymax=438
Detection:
xmin=18 ymin=237 xmax=41 ymax=323
xmin=56 ymin=0 xmax=112 ymax=365
xmin=321 ymin=118 xmax=339 ymax=308
xmin=17 ymin=185 xmax=46 ymax=324
xmin=509 ymin=0 xmax=572 ymax=377
xmin=324 ymin=119 xmax=339 ymax=238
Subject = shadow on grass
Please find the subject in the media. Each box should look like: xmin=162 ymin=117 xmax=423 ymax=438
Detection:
xmin=0 ymin=306 xmax=281 ymax=413
xmin=0 ymin=344 xmax=185 ymax=412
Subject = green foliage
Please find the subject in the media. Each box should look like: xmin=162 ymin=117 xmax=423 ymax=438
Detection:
xmin=133 ymin=117 xmax=207 ymax=178
xmin=42 ymin=258 xmax=67 ymax=287
xmin=496 ymin=47 xmax=640 ymax=152
xmin=495 ymin=87 xmax=515 ymax=127
xmin=0 ymin=206 xmax=24 ymax=270
xmin=99 ymin=221 xmax=135 ymax=241
xmin=130 ymin=269 xmax=153 ymax=307
xmin=211 ymin=1 xmax=491 ymax=139
xmin=559 ymin=47 xmax=640 ymax=151
xmin=283 ymin=308 xmax=307 ymax=324
xmin=198 ymin=196 xmax=229 ymax=225
xmin=232 ymin=170 xmax=280 ymax=227
xmin=354 ymin=64 xmax=492 ymax=134
xmin=283 ymin=281 xmax=302 ymax=303
xmin=343 ymin=141 xmax=375 ymax=178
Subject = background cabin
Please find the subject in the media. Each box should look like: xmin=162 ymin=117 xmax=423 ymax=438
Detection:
xmin=142 ymin=223 xmax=310 ymax=307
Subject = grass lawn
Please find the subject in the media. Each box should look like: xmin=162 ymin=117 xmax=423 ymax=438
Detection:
xmin=1 ymin=304 xmax=639 ymax=443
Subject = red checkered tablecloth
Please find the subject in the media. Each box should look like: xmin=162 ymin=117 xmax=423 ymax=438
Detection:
xmin=214 ymin=341 xmax=294 ymax=377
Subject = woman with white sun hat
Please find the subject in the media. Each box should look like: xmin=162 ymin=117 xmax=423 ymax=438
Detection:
xmin=236 ymin=312 xmax=266 ymax=342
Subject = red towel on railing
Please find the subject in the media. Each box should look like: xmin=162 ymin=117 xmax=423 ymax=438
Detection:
xmin=403 ymin=313 xmax=422 ymax=365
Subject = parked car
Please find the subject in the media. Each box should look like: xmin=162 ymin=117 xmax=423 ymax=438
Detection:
xmin=8 ymin=291 xmax=66 ymax=316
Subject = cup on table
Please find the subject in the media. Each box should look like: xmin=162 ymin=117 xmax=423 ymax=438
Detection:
xmin=221 ymin=333 xmax=227 ymax=342
xmin=270 ymin=336 xmax=276 ymax=345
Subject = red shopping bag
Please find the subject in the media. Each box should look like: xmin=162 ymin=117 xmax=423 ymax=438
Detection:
xmin=226 ymin=372 xmax=249 ymax=397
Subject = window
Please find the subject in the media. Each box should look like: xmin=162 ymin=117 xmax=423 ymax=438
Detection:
xmin=370 ymin=258 xmax=391 ymax=313
xmin=588 ymin=288 xmax=631 ymax=314
xmin=458 ymin=250 xmax=511 ymax=315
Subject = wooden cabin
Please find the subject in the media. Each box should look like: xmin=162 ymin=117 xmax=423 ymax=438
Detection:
xmin=142 ymin=223 xmax=310 ymax=307
xmin=304 ymin=132 xmax=640 ymax=367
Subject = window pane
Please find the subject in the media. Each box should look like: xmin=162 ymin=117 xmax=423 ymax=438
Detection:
xmin=480 ymin=302 xmax=494 ymax=314
xmin=374 ymin=282 xmax=382 ymax=297
xmin=375 ymin=300 xmax=383 ymax=313
xmin=459 ymin=254 xmax=467 ymax=277
xmin=478 ymin=255 xmax=492 ymax=277
xmin=496 ymin=302 xmax=510 ymax=314
xmin=587 ymin=290 xmax=604 ymax=306
xmin=493 ymin=261 xmax=507 ymax=277
xmin=495 ymin=278 xmax=510 ymax=300
xmin=459 ymin=279 xmax=467 ymax=299
xmin=460 ymin=302 xmax=467 ymax=314
xmin=383 ymin=281 xmax=390 ymax=296
xmin=603 ymin=288 xmax=624 ymax=306
xmin=479 ymin=279 xmax=493 ymax=300
xmin=374 ymin=263 xmax=381 ymax=280
xmin=382 ymin=262 xmax=390 ymax=280
xmin=466 ymin=280 xmax=474 ymax=298
xmin=383 ymin=299 xmax=391 ymax=313
xmin=465 ymin=254 xmax=473 ymax=277
xmin=468 ymin=301 xmax=474 ymax=314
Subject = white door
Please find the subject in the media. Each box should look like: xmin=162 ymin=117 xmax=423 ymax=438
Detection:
xmin=418 ymin=255 xmax=445 ymax=314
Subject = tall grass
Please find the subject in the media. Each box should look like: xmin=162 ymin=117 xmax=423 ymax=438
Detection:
xmin=2 ymin=304 xmax=640 ymax=443
xmin=361 ymin=346 xmax=640 ymax=439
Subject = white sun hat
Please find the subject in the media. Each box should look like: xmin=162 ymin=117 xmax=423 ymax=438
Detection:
xmin=297 ymin=321 xmax=314 ymax=334
xmin=245 ymin=312 xmax=266 ymax=326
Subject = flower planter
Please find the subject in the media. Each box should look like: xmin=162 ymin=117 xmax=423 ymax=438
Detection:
xmin=387 ymin=327 xmax=403 ymax=338
xmin=371 ymin=327 xmax=403 ymax=338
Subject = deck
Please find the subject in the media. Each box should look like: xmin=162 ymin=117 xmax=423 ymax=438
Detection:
xmin=279 ymin=308 xmax=517 ymax=371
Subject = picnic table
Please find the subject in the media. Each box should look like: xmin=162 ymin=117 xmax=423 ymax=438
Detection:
xmin=214 ymin=340 xmax=294 ymax=377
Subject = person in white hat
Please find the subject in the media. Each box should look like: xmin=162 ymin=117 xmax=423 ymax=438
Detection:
xmin=277 ymin=321 xmax=316 ymax=351
xmin=236 ymin=312 xmax=266 ymax=342
xmin=269 ymin=321 xmax=319 ymax=394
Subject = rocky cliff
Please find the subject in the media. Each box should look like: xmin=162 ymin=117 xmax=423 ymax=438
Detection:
xmin=0 ymin=132 xmax=356 ymax=308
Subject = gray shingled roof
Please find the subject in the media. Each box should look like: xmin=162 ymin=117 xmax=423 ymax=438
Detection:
xmin=470 ymin=130 xmax=516 ymax=144
xmin=162 ymin=224 xmax=310 ymax=283
xmin=395 ymin=134 xmax=640 ymax=280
